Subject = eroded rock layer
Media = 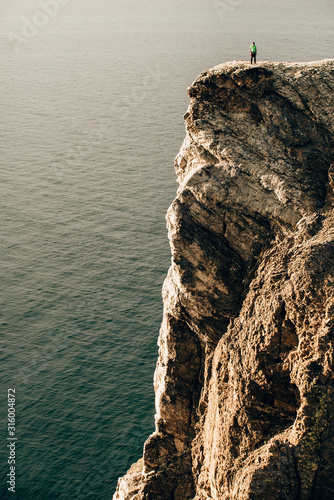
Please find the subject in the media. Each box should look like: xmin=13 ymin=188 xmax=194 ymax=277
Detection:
xmin=114 ymin=60 xmax=334 ymax=500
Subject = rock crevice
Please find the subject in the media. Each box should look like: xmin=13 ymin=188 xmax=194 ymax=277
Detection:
xmin=114 ymin=60 xmax=334 ymax=500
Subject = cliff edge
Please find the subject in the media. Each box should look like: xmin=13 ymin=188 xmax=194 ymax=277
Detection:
xmin=113 ymin=60 xmax=334 ymax=500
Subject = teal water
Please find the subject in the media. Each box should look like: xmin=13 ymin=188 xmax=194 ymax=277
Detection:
xmin=1 ymin=2 xmax=334 ymax=498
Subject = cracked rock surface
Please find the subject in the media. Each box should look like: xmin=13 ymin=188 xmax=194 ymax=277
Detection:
xmin=113 ymin=60 xmax=334 ymax=499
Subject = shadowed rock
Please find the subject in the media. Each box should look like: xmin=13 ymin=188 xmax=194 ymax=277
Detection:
xmin=113 ymin=60 xmax=334 ymax=500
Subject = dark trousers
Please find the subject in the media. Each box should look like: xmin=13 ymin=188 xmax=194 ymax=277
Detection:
xmin=251 ymin=52 xmax=257 ymax=64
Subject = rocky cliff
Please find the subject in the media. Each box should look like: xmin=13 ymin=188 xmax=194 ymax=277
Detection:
xmin=113 ymin=60 xmax=334 ymax=500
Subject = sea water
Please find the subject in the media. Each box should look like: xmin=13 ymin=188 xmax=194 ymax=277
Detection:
xmin=1 ymin=1 xmax=334 ymax=498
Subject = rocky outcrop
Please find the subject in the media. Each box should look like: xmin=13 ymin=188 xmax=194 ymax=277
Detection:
xmin=113 ymin=60 xmax=334 ymax=499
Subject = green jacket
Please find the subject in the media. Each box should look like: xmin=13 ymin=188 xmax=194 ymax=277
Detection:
xmin=250 ymin=44 xmax=257 ymax=53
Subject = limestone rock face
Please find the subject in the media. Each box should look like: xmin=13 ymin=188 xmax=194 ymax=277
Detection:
xmin=113 ymin=60 xmax=334 ymax=500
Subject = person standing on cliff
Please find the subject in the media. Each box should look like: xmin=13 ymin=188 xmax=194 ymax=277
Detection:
xmin=250 ymin=42 xmax=257 ymax=64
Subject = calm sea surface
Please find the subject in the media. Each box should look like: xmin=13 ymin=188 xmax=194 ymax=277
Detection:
xmin=1 ymin=2 xmax=334 ymax=498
